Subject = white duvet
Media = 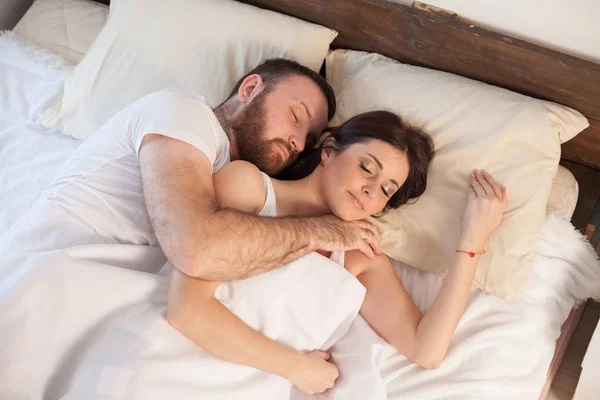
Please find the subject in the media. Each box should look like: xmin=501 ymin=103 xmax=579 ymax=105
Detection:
xmin=1 ymin=31 xmax=600 ymax=400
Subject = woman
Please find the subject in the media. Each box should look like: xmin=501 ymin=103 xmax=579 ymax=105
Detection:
xmin=167 ymin=111 xmax=507 ymax=395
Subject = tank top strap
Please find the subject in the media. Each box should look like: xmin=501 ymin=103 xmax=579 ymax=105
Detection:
xmin=329 ymin=251 xmax=346 ymax=267
xmin=257 ymin=172 xmax=277 ymax=217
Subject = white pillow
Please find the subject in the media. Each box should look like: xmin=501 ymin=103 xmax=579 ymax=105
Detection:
xmin=13 ymin=0 xmax=108 ymax=65
xmin=58 ymin=253 xmax=365 ymax=399
xmin=326 ymin=49 xmax=589 ymax=299
xmin=41 ymin=0 xmax=337 ymax=140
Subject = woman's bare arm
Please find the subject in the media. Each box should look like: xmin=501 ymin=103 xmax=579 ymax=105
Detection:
xmin=349 ymin=170 xmax=507 ymax=369
xmin=347 ymin=249 xmax=479 ymax=369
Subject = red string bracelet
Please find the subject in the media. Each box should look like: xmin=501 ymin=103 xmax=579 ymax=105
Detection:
xmin=456 ymin=249 xmax=486 ymax=258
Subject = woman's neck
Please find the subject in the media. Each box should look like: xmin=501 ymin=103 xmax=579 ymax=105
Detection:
xmin=271 ymin=169 xmax=330 ymax=218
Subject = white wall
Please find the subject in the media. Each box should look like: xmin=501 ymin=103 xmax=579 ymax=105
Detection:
xmin=0 ymin=0 xmax=33 ymax=30
xmin=392 ymin=0 xmax=600 ymax=63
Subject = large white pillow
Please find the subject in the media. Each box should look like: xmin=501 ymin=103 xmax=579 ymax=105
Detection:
xmin=41 ymin=0 xmax=337 ymax=139
xmin=13 ymin=0 xmax=108 ymax=65
xmin=326 ymin=49 xmax=589 ymax=299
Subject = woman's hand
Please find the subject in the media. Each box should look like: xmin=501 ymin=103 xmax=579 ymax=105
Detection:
xmin=460 ymin=170 xmax=508 ymax=249
xmin=287 ymin=351 xmax=339 ymax=395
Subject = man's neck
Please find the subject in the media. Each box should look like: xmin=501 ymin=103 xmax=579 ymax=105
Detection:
xmin=213 ymin=98 xmax=241 ymax=160
xmin=213 ymin=98 xmax=241 ymax=139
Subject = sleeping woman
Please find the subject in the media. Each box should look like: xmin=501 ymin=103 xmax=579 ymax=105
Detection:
xmin=166 ymin=110 xmax=507 ymax=395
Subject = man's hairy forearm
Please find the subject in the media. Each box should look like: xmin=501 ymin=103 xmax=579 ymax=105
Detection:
xmin=189 ymin=209 xmax=331 ymax=281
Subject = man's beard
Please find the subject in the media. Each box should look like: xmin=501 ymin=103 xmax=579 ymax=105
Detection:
xmin=230 ymin=90 xmax=294 ymax=176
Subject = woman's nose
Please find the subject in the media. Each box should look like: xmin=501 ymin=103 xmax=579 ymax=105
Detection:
xmin=362 ymin=184 xmax=374 ymax=199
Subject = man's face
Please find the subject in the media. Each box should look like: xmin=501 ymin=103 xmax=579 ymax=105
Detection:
xmin=231 ymin=74 xmax=329 ymax=175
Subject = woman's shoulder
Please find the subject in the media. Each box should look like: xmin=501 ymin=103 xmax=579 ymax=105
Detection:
xmin=213 ymin=161 xmax=267 ymax=214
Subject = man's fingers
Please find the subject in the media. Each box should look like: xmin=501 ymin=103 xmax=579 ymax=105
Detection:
xmin=359 ymin=241 xmax=376 ymax=259
xmin=359 ymin=222 xmax=381 ymax=256
xmin=360 ymin=222 xmax=381 ymax=245
xmin=366 ymin=235 xmax=382 ymax=256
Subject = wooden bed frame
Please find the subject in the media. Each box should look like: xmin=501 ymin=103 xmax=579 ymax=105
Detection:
xmin=98 ymin=0 xmax=600 ymax=397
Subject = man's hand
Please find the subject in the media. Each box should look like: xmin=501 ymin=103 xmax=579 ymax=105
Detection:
xmin=287 ymin=351 xmax=339 ymax=395
xmin=315 ymin=215 xmax=382 ymax=259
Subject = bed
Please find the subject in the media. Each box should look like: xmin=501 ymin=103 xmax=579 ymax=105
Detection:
xmin=1 ymin=0 xmax=600 ymax=399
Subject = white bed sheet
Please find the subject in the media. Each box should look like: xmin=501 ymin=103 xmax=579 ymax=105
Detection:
xmin=0 ymin=31 xmax=80 ymax=233
xmin=1 ymin=31 xmax=600 ymax=400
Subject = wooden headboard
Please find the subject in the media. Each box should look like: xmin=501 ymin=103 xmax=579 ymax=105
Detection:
xmin=238 ymin=0 xmax=600 ymax=173
xmin=94 ymin=0 xmax=600 ymax=230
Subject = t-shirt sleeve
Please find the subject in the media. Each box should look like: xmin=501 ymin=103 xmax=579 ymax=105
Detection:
xmin=128 ymin=90 xmax=228 ymax=168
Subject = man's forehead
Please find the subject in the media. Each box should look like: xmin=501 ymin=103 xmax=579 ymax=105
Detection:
xmin=274 ymin=75 xmax=329 ymax=125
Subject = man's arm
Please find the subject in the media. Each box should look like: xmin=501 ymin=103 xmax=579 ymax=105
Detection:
xmin=139 ymin=134 xmax=381 ymax=280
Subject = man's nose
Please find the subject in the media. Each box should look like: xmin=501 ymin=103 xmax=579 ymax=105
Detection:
xmin=290 ymin=134 xmax=305 ymax=153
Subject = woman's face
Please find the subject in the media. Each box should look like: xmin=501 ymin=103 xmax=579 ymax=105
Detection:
xmin=319 ymin=139 xmax=410 ymax=221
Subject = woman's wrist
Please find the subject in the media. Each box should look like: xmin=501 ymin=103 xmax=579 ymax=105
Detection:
xmin=279 ymin=350 xmax=306 ymax=381
xmin=458 ymin=232 xmax=487 ymax=251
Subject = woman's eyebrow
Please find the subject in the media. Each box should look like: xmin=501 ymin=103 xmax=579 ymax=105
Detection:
xmin=367 ymin=153 xmax=383 ymax=169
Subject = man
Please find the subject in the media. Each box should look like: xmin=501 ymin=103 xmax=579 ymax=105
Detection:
xmin=0 ymin=59 xmax=381 ymax=280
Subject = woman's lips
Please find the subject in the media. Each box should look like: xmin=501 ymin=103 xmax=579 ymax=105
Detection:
xmin=348 ymin=191 xmax=364 ymax=210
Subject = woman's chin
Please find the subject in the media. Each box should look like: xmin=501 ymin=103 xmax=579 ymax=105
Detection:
xmin=333 ymin=207 xmax=367 ymax=222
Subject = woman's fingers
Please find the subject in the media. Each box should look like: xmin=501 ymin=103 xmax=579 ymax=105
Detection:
xmin=474 ymin=170 xmax=494 ymax=196
xmin=501 ymin=186 xmax=508 ymax=204
xmin=470 ymin=172 xmax=486 ymax=197
xmin=482 ymin=170 xmax=503 ymax=199
xmin=468 ymin=185 xmax=477 ymax=199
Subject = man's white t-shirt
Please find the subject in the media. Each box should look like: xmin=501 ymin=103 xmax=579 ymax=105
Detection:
xmin=37 ymin=90 xmax=230 ymax=247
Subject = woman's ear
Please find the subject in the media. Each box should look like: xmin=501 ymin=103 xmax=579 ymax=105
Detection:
xmin=237 ymin=74 xmax=264 ymax=104
xmin=320 ymin=137 xmax=337 ymax=167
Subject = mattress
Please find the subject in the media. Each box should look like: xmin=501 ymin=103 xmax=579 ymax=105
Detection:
xmin=1 ymin=30 xmax=598 ymax=400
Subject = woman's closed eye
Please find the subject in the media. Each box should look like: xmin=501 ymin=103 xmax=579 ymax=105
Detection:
xmin=360 ymin=162 xmax=372 ymax=174
xmin=361 ymin=162 xmax=392 ymax=197
xmin=382 ymin=184 xmax=394 ymax=197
